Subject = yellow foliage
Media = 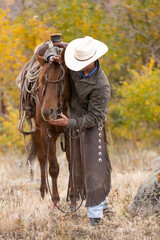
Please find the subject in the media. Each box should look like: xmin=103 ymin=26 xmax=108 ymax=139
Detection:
xmin=0 ymin=104 xmax=23 ymax=152
xmin=109 ymin=59 xmax=160 ymax=143
xmin=0 ymin=10 xmax=54 ymax=152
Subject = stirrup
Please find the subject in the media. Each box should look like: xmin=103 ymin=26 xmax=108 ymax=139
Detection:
xmin=18 ymin=111 xmax=36 ymax=135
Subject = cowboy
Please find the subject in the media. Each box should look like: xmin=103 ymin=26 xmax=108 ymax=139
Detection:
xmin=45 ymin=36 xmax=112 ymax=225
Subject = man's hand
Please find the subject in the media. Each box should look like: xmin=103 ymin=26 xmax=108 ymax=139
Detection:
xmin=54 ymin=41 xmax=68 ymax=49
xmin=49 ymin=113 xmax=69 ymax=127
xmin=49 ymin=56 xmax=60 ymax=64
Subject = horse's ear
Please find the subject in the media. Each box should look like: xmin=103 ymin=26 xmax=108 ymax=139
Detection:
xmin=36 ymin=53 xmax=46 ymax=66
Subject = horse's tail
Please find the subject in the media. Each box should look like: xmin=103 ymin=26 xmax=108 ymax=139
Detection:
xmin=27 ymin=139 xmax=37 ymax=181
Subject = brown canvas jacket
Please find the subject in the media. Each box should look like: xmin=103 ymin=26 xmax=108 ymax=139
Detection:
xmin=68 ymin=61 xmax=110 ymax=129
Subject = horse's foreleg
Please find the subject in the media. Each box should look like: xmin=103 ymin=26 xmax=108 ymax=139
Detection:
xmin=38 ymin=155 xmax=48 ymax=199
xmin=49 ymin=139 xmax=60 ymax=202
xmin=31 ymin=131 xmax=48 ymax=199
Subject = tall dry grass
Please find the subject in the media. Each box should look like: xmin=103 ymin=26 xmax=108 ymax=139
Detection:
xmin=0 ymin=143 xmax=159 ymax=240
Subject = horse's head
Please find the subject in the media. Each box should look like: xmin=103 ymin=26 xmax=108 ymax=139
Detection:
xmin=36 ymin=49 xmax=70 ymax=122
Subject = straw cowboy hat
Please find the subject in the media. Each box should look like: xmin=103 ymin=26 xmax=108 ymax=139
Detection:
xmin=64 ymin=36 xmax=108 ymax=71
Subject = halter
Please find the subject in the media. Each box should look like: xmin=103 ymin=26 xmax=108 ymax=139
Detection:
xmin=36 ymin=61 xmax=65 ymax=119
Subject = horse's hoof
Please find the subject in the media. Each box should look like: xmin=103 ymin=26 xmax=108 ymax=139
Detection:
xmin=52 ymin=194 xmax=60 ymax=202
xmin=41 ymin=191 xmax=45 ymax=199
xmin=40 ymin=187 xmax=48 ymax=199
xmin=70 ymin=205 xmax=76 ymax=212
xmin=41 ymin=192 xmax=45 ymax=199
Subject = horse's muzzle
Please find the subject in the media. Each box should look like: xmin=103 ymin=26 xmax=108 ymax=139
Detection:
xmin=41 ymin=107 xmax=56 ymax=121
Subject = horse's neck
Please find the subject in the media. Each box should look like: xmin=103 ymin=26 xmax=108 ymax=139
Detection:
xmin=62 ymin=68 xmax=71 ymax=102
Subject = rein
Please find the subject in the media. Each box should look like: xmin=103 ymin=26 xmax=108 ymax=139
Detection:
xmin=45 ymin=125 xmax=83 ymax=214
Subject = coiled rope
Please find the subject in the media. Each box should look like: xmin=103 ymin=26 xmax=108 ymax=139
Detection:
xmin=24 ymin=54 xmax=42 ymax=94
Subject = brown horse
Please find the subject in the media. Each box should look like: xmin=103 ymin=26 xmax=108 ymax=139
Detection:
xmin=27 ymin=48 xmax=73 ymax=206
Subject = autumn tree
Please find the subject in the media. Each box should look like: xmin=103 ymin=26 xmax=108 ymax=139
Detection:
xmin=110 ymin=60 xmax=160 ymax=143
xmin=0 ymin=0 xmax=160 ymax=151
xmin=0 ymin=9 xmax=53 ymax=152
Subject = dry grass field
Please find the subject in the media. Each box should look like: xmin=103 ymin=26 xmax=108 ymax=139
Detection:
xmin=0 ymin=143 xmax=159 ymax=240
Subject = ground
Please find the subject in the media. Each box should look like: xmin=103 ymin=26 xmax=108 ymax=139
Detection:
xmin=0 ymin=143 xmax=159 ymax=240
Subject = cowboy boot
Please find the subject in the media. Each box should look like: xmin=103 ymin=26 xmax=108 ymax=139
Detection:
xmin=89 ymin=218 xmax=100 ymax=226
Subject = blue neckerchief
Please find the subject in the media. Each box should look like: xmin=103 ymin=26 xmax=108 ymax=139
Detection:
xmin=81 ymin=61 xmax=98 ymax=79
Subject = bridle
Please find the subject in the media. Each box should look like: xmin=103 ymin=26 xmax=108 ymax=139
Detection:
xmin=36 ymin=60 xmax=65 ymax=119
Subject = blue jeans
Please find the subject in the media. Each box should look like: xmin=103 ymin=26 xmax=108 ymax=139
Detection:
xmin=87 ymin=197 xmax=109 ymax=218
